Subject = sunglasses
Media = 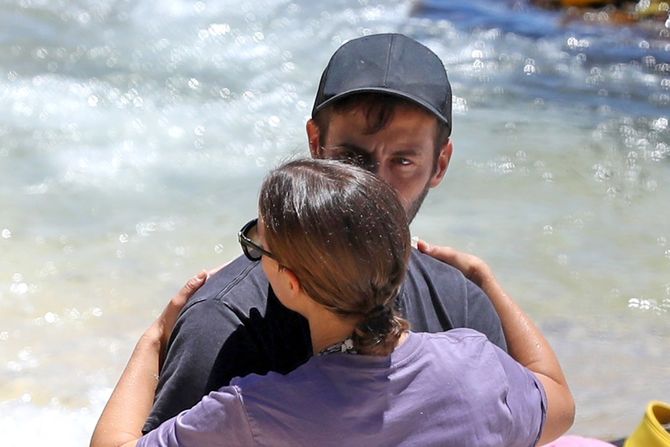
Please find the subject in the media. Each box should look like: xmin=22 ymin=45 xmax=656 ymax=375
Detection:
xmin=238 ymin=218 xmax=276 ymax=261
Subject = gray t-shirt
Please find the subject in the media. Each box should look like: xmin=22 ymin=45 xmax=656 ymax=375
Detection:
xmin=145 ymin=250 xmax=507 ymax=433
xmin=139 ymin=329 xmax=546 ymax=447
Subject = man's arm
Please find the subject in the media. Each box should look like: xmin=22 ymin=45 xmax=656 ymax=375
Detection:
xmin=143 ymin=297 xmax=246 ymax=433
xmin=144 ymin=255 xmax=312 ymax=433
xmin=418 ymin=241 xmax=575 ymax=445
xmin=143 ymin=256 xmax=262 ymax=433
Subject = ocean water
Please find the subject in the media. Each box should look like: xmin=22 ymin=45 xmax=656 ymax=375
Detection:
xmin=0 ymin=0 xmax=668 ymax=445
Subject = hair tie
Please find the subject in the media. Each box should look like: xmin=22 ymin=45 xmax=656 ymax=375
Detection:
xmin=359 ymin=304 xmax=393 ymax=345
xmin=367 ymin=304 xmax=391 ymax=320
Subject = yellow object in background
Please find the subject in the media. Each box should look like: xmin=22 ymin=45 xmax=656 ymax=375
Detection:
xmin=634 ymin=0 xmax=670 ymax=18
xmin=625 ymin=401 xmax=670 ymax=447
xmin=553 ymin=0 xmax=670 ymax=21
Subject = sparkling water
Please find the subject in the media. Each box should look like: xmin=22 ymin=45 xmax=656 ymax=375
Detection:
xmin=1 ymin=0 xmax=668 ymax=445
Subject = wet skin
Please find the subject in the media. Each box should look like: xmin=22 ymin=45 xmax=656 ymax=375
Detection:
xmin=307 ymin=103 xmax=452 ymax=222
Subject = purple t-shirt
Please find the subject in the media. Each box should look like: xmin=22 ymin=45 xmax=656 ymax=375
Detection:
xmin=139 ymin=329 xmax=546 ymax=447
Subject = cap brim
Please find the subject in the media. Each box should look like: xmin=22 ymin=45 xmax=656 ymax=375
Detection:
xmin=312 ymin=87 xmax=451 ymax=129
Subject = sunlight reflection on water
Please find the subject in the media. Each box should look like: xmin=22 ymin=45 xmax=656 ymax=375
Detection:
xmin=1 ymin=0 xmax=669 ymax=444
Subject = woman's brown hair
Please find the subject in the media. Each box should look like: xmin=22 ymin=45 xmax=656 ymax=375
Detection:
xmin=259 ymin=158 xmax=410 ymax=356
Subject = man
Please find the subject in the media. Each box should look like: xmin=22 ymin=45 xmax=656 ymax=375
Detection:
xmin=143 ymin=33 xmax=507 ymax=433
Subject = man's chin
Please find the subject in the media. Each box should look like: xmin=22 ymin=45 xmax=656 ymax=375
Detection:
xmin=405 ymin=186 xmax=430 ymax=224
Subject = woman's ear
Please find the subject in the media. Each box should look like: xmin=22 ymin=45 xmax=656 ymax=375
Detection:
xmin=281 ymin=266 xmax=301 ymax=295
xmin=279 ymin=266 xmax=312 ymax=314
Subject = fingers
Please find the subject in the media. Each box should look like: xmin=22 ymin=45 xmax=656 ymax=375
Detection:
xmin=180 ymin=271 xmax=207 ymax=299
xmin=417 ymin=239 xmax=456 ymax=262
xmin=418 ymin=239 xmax=446 ymax=255
xmin=416 ymin=239 xmax=430 ymax=253
xmin=417 ymin=240 xmax=491 ymax=286
xmin=168 ymin=271 xmax=208 ymax=312
xmin=159 ymin=271 xmax=208 ymax=336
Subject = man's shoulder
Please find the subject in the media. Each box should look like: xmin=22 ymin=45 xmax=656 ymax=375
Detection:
xmin=407 ymin=247 xmax=469 ymax=289
xmin=173 ymin=254 xmax=308 ymax=347
xmin=182 ymin=255 xmax=269 ymax=314
xmin=401 ymin=248 xmax=508 ymax=354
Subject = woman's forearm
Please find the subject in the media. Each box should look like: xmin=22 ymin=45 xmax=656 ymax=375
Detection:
xmin=417 ymin=242 xmax=575 ymax=444
xmin=90 ymin=335 xmax=161 ymax=447
xmin=476 ymin=270 xmax=575 ymax=444
xmin=476 ymin=270 xmax=562 ymax=381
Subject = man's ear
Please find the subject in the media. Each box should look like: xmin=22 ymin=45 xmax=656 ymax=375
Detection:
xmin=306 ymin=119 xmax=322 ymax=158
xmin=429 ymin=139 xmax=453 ymax=188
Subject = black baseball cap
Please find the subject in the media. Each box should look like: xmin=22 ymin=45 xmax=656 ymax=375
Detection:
xmin=312 ymin=33 xmax=452 ymax=136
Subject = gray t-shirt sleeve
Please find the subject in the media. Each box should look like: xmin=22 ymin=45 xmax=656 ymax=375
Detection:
xmin=143 ymin=297 xmax=250 ymax=433
xmin=144 ymin=256 xmax=311 ymax=433
xmin=138 ymin=386 xmax=255 ymax=447
xmin=403 ymin=249 xmax=507 ymax=352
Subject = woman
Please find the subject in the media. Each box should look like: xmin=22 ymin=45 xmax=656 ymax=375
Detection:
xmin=91 ymin=158 xmax=574 ymax=446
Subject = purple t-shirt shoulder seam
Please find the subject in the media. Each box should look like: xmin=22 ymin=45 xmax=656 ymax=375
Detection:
xmin=231 ymin=384 xmax=259 ymax=445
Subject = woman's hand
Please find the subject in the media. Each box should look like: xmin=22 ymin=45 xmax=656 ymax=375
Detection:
xmin=417 ymin=240 xmax=493 ymax=288
xmin=142 ymin=271 xmax=208 ymax=365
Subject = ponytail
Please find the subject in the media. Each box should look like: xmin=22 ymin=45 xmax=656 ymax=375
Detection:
xmin=352 ymin=304 xmax=410 ymax=356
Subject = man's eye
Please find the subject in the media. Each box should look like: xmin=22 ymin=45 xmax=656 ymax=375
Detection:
xmin=394 ymin=158 xmax=413 ymax=166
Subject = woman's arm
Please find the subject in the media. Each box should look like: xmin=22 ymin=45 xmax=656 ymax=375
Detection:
xmin=90 ymin=272 xmax=207 ymax=447
xmin=418 ymin=241 xmax=575 ymax=445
